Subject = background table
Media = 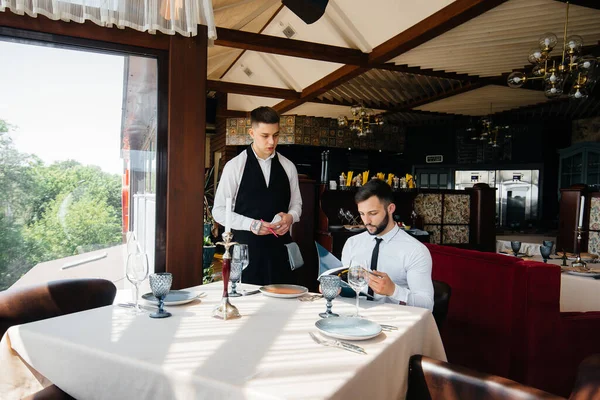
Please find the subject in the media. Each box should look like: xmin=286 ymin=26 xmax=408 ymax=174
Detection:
xmin=2 ymin=283 xmax=445 ymax=400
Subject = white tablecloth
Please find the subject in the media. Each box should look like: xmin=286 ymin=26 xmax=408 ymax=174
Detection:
xmin=524 ymin=255 xmax=600 ymax=313
xmin=1 ymin=283 xmax=445 ymax=400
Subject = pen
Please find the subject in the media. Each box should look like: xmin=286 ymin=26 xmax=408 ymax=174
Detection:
xmin=260 ymin=219 xmax=279 ymax=237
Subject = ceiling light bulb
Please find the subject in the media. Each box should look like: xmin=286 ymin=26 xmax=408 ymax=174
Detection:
xmin=528 ymin=48 xmax=543 ymax=64
xmin=566 ymin=35 xmax=583 ymax=52
xmin=538 ymin=33 xmax=558 ymax=50
xmin=507 ymin=72 xmax=527 ymax=88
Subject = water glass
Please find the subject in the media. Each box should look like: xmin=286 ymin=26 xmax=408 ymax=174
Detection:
xmin=542 ymin=241 xmax=554 ymax=253
xmin=319 ymin=275 xmax=341 ymax=318
xmin=510 ymin=241 xmax=522 ymax=257
xmin=232 ymin=244 xmax=249 ymax=292
xmin=540 ymin=245 xmax=552 ymax=263
xmin=229 ymin=260 xmax=242 ymax=297
xmin=348 ymin=262 xmax=370 ymax=318
xmin=149 ymin=273 xmax=172 ymax=318
xmin=125 ymin=252 xmax=149 ymax=313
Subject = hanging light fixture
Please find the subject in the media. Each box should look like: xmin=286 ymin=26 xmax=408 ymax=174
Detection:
xmin=507 ymin=1 xmax=599 ymax=100
xmin=337 ymin=104 xmax=384 ymax=137
xmin=468 ymin=103 xmax=510 ymax=147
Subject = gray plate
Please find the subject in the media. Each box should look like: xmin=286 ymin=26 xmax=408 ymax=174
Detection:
xmin=315 ymin=317 xmax=382 ymax=341
xmin=567 ymin=270 xmax=600 ymax=278
xmin=141 ymin=290 xmax=199 ymax=306
xmin=259 ymin=284 xmax=308 ymax=298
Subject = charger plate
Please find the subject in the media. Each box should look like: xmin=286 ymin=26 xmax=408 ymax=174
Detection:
xmin=259 ymin=284 xmax=308 ymax=298
xmin=315 ymin=317 xmax=382 ymax=341
xmin=141 ymin=290 xmax=199 ymax=306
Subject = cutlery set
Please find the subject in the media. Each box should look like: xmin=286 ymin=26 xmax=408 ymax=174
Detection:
xmin=309 ymin=332 xmax=366 ymax=355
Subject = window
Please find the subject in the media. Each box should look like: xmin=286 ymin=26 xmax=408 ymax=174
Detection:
xmin=0 ymin=36 xmax=161 ymax=290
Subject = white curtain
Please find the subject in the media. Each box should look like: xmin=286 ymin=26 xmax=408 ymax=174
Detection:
xmin=0 ymin=0 xmax=216 ymax=39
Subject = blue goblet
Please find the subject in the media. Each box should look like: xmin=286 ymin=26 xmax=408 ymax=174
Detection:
xmin=543 ymin=241 xmax=554 ymax=253
xmin=511 ymin=241 xmax=522 ymax=257
xmin=319 ymin=275 xmax=341 ymax=318
xmin=149 ymin=273 xmax=172 ymax=319
xmin=540 ymin=245 xmax=552 ymax=263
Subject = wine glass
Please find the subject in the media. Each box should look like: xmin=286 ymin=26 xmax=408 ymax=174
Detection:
xmin=540 ymin=245 xmax=552 ymax=263
xmin=543 ymin=240 xmax=554 ymax=253
xmin=149 ymin=273 xmax=172 ymax=319
xmin=347 ymin=261 xmax=370 ymax=318
xmin=126 ymin=231 xmax=139 ymax=255
xmin=232 ymin=244 xmax=249 ymax=293
xmin=229 ymin=251 xmax=243 ymax=297
xmin=510 ymin=241 xmax=522 ymax=257
xmin=319 ymin=275 xmax=341 ymax=318
xmin=125 ymin=252 xmax=149 ymax=313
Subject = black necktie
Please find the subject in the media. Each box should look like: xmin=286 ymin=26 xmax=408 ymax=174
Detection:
xmin=367 ymin=238 xmax=383 ymax=298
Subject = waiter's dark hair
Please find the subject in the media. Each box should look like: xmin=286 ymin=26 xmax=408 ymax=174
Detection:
xmin=355 ymin=179 xmax=394 ymax=206
xmin=250 ymin=106 xmax=280 ymax=126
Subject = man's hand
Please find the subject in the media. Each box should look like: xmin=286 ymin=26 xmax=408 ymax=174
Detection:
xmin=368 ymin=271 xmax=395 ymax=297
xmin=250 ymin=220 xmax=278 ymax=236
xmin=273 ymin=212 xmax=293 ymax=236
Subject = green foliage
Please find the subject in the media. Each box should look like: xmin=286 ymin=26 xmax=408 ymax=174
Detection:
xmin=0 ymin=118 xmax=123 ymax=290
xmin=203 ymin=235 xmax=214 ymax=246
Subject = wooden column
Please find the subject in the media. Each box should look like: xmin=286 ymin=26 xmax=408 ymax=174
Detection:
xmin=166 ymin=28 xmax=207 ymax=289
xmin=469 ymin=183 xmax=497 ymax=252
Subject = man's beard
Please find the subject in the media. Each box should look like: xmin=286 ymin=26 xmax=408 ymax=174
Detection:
xmin=366 ymin=212 xmax=389 ymax=236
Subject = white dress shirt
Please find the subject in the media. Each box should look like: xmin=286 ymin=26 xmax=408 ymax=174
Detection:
xmin=212 ymin=147 xmax=303 ymax=231
xmin=341 ymin=225 xmax=434 ymax=310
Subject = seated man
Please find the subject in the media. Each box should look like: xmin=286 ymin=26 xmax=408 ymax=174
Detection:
xmin=341 ymin=179 xmax=434 ymax=310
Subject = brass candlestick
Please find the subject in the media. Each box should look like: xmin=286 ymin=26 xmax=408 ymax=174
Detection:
xmin=212 ymin=231 xmax=241 ymax=320
xmin=571 ymin=226 xmax=588 ymax=270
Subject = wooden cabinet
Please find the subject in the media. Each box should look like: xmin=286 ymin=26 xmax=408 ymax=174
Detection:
xmin=558 ymin=142 xmax=600 ymax=190
xmin=557 ymin=185 xmax=600 ymax=254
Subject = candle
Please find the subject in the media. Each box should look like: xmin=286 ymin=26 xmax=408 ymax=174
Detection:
xmin=225 ymin=197 xmax=232 ymax=233
xmin=578 ymin=196 xmax=585 ymax=228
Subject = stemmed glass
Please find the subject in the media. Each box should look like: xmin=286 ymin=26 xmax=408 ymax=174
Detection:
xmin=540 ymin=245 xmax=552 ymax=263
xmin=125 ymin=252 xmax=149 ymax=313
xmin=149 ymin=273 xmax=172 ymax=319
xmin=347 ymin=261 xmax=370 ymax=318
xmin=319 ymin=275 xmax=341 ymax=318
xmin=232 ymin=244 xmax=249 ymax=293
xmin=510 ymin=241 xmax=522 ymax=257
xmin=229 ymin=248 xmax=243 ymax=297
xmin=126 ymin=231 xmax=138 ymax=255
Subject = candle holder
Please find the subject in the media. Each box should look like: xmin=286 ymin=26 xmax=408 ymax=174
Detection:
xmin=571 ymin=226 xmax=588 ymax=270
xmin=212 ymin=231 xmax=241 ymax=320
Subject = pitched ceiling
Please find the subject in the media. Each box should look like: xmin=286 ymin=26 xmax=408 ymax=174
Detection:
xmin=209 ymin=0 xmax=600 ymax=121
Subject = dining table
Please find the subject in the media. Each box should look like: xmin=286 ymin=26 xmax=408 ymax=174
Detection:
xmin=1 ymin=282 xmax=446 ymax=400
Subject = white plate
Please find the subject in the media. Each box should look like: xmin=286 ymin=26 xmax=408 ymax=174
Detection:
xmin=316 ymin=317 xmax=382 ymax=341
xmin=259 ymin=284 xmax=308 ymax=298
xmin=141 ymin=290 xmax=199 ymax=306
xmin=566 ymin=271 xmax=600 ymax=278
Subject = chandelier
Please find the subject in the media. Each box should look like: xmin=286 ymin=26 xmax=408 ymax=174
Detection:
xmin=337 ymin=104 xmax=384 ymax=137
xmin=467 ymin=103 xmax=510 ymax=147
xmin=507 ymin=1 xmax=599 ymax=99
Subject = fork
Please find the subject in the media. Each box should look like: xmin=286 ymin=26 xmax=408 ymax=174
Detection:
xmin=308 ymin=332 xmax=366 ymax=354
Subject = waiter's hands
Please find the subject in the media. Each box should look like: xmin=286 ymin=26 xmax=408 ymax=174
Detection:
xmin=250 ymin=220 xmax=276 ymax=236
xmin=250 ymin=212 xmax=293 ymax=236
xmin=368 ymin=271 xmax=395 ymax=296
xmin=273 ymin=212 xmax=293 ymax=236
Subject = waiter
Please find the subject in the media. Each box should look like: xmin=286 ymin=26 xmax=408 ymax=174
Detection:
xmin=212 ymin=106 xmax=302 ymax=285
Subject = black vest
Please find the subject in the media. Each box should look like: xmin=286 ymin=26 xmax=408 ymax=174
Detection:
xmin=233 ymin=146 xmax=294 ymax=285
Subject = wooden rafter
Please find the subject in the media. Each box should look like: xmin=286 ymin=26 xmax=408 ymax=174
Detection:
xmin=215 ymin=27 xmax=368 ymax=65
xmin=271 ymin=0 xmax=508 ymax=114
xmin=207 ymin=80 xmax=300 ymax=99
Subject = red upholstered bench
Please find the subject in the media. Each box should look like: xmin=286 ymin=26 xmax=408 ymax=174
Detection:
xmin=426 ymin=243 xmax=600 ymax=397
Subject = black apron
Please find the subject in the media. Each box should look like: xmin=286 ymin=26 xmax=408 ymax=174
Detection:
xmin=233 ymin=146 xmax=294 ymax=285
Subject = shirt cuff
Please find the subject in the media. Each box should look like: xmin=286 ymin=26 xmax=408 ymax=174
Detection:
xmin=241 ymin=217 xmax=254 ymax=231
xmin=288 ymin=210 xmax=300 ymax=223
xmin=390 ymin=284 xmax=409 ymax=305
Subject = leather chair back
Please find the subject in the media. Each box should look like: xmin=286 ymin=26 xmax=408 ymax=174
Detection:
xmin=432 ymin=280 xmax=451 ymax=330
xmin=0 ymin=278 xmax=117 ymax=337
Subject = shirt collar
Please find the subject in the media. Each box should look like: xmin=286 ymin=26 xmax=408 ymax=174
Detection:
xmin=372 ymin=224 xmax=400 ymax=244
xmin=251 ymin=145 xmax=276 ymax=162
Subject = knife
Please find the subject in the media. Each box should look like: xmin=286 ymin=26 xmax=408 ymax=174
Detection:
xmin=241 ymin=289 xmax=260 ymax=296
xmin=335 ymin=340 xmax=367 ymax=355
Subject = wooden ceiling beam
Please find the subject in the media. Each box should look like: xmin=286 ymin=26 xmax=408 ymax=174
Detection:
xmin=554 ymin=0 xmax=600 ymax=11
xmin=207 ymin=80 xmax=300 ymax=99
xmin=372 ymin=63 xmax=479 ymax=81
xmin=272 ymin=0 xmax=508 ymax=114
xmin=215 ymin=27 xmax=368 ymax=65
